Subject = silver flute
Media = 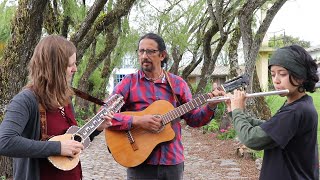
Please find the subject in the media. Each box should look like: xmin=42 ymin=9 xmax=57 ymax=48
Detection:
xmin=207 ymin=89 xmax=289 ymax=102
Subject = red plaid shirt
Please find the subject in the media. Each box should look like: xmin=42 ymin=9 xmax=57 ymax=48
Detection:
xmin=109 ymin=70 xmax=215 ymax=165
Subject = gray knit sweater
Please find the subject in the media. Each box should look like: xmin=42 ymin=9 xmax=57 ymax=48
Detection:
xmin=0 ymin=89 xmax=61 ymax=180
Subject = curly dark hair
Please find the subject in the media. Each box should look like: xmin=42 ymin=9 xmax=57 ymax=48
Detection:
xmin=283 ymin=45 xmax=319 ymax=93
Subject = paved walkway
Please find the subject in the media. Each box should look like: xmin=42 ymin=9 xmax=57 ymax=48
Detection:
xmin=81 ymin=126 xmax=253 ymax=180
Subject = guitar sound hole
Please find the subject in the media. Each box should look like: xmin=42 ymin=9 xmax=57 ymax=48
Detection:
xmin=73 ymin=134 xmax=82 ymax=143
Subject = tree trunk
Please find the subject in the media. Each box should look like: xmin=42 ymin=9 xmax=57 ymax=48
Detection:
xmin=238 ymin=0 xmax=287 ymax=118
xmin=246 ymin=70 xmax=272 ymax=119
xmin=169 ymin=45 xmax=183 ymax=75
xmin=74 ymin=0 xmax=136 ymax=63
xmin=70 ymin=0 xmax=108 ymax=47
xmin=228 ymin=25 xmax=241 ymax=78
xmin=196 ymin=0 xmax=239 ymax=94
xmin=196 ymin=24 xmax=218 ymax=94
xmin=181 ymin=20 xmax=206 ymax=82
xmin=0 ymin=0 xmax=49 ymax=117
xmin=75 ymin=21 xmax=120 ymax=119
xmin=0 ymin=156 xmax=12 ymax=178
xmin=72 ymin=0 xmax=136 ymax=118
xmin=0 ymin=0 xmax=49 ymax=177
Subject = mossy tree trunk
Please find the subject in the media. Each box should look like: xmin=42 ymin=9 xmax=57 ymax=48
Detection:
xmin=0 ymin=0 xmax=49 ymax=177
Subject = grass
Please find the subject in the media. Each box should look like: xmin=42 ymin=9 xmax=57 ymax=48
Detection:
xmin=266 ymin=89 xmax=320 ymax=147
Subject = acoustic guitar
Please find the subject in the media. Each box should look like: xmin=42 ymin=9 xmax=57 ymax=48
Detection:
xmin=105 ymin=74 xmax=249 ymax=168
xmin=48 ymin=94 xmax=124 ymax=171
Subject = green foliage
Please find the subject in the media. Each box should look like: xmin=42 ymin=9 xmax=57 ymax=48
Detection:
xmin=251 ymin=150 xmax=264 ymax=160
xmin=111 ymin=28 xmax=140 ymax=69
xmin=268 ymin=34 xmax=311 ymax=48
xmin=0 ymin=0 xmax=16 ymax=57
xmin=89 ymin=66 xmax=105 ymax=95
xmin=310 ymin=89 xmax=320 ymax=110
xmin=46 ymin=0 xmax=87 ymax=35
xmin=73 ymin=35 xmax=107 ymax=90
xmin=1 ymin=176 xmax=6 ymax=180
xmin=214 ymin=102 xmax=227 ymax=120
xmin=202 ymin=101 xmax=236 ymax=140
xmin=202 ymin=119 xmax=219 ymax=132
xmin=63 ymin=0 xmax=86 ymax=24
xmin=75 ymin=109 xmax=87 ymax=127
xmin=72 ymin=53 xmax=89 ymax=88
xmin=216 ymin=127 xmax=236 ymax=140
xmin=265 ymin=95 xmax=286 ymax=115
xmin=95 ymin=34 xmax=111 ymax=56
xmin=204 ymin=82 xmax=213 ymax=93
xmin=202 ymin=119 xmax=237 ymax=140
xmin=0 ymin=1 xmax=15 ymax=41
xmin=107 ymin=0 xmax=113 ymax=12
xmin=265 ymin=90 xmax=320 ymax=116
xmin=131 ymin=0 xmax=207 ymax=55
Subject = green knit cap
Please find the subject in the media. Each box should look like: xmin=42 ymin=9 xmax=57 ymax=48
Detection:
xmin=268 ymin=48 xmax=307 ymax=79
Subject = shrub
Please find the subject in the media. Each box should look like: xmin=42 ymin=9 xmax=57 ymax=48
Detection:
xmin=202 ymin=120 xmax=219 ymax=133
xmin=216 ymin=126 xmax=236 ymax=140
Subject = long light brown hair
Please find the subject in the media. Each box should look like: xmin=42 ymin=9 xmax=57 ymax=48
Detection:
xmin=25 ymin=35 xmax=76 ymax=110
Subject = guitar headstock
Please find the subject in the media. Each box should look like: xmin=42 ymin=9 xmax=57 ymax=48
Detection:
xmin=221 ymin=74 xmax=249 ymax=92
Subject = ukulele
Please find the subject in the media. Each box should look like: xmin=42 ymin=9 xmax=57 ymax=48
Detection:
xmin=48 ymin=94 xmax=124 ymax=171
xmin=105 ymin=74 xmax=249 ymax=167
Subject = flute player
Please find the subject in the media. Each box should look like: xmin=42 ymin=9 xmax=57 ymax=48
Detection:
xmin=226 ymin=45 xmax=319 ymax=180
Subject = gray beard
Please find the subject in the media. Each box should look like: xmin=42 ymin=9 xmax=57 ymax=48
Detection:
xmin=141 ymin=65 xmax=153 ymax=72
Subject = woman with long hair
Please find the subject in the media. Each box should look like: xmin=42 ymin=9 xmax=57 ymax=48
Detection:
xmin=0 ymin=35 xmax=112 ymax=180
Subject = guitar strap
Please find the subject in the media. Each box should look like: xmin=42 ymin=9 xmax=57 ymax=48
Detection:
xmin=72 ymin=87 xmax=105 ymax=106
xmin=38 ymin=104 xmax=51 ymax=141
xmin=164 ymin=71 xmax=180 ymax=106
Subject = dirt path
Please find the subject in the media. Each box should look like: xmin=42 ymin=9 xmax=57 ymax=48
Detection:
xmin=81 ymin=125 xmax=260 ymax=180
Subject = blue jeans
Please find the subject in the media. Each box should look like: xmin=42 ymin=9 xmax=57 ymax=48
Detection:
xmin=127 ymin=162 xmax=184 ymax=180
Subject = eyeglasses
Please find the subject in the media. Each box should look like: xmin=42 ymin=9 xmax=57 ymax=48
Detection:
xmin=137 ymin=49 xmax=159 ymax=56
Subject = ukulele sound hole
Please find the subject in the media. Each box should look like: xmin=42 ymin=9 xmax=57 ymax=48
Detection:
xmin=73 ymin=134 xmax=83 ymax=143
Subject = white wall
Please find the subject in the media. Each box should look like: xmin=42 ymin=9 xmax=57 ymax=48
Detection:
xmin=106 ymin=67 xmax=137 ymax=95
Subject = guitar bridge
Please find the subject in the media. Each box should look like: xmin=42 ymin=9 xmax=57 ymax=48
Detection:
xmin=126 ymin=131 xmax=138 ymax=151
xmin=131 ymin=142 xmax=138 ymax=151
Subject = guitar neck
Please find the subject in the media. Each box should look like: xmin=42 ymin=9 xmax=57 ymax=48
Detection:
xmin=75 ymin=94 xmax=124 ymax=140
xmin=162 ymin=93 xmax=211 ymax=125
xmin=76 ymin=107 xmax=110 ymax=139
